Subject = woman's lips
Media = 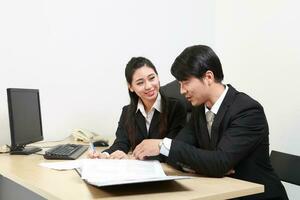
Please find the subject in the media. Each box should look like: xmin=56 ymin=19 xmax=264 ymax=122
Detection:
xmin=146 ymin=90 xmax=155 ymax=97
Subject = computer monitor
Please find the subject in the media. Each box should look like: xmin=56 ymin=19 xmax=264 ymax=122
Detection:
xmin=7 ymin=88 xmax=43 ymax=155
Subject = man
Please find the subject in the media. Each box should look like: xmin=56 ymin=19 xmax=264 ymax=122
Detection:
xmin=133 ymin=45 xmax=288 ymax=200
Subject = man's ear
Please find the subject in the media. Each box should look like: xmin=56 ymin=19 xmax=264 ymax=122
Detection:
xmin=205 ymin=70 xmax=215 ymax=85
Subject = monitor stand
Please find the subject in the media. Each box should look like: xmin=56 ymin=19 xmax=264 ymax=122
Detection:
xmin=10 ymin=145 xmax=42 ymax=155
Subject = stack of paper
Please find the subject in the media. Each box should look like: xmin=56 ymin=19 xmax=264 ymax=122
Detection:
xmin=40 ymin=159 xmax=191 ymax=187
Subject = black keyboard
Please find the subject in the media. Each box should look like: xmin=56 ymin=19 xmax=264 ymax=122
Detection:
xmin=44 ymin=144 xmax=88 ymax=160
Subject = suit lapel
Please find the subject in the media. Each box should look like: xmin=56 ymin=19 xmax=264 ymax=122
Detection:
xmin=210 ymin=85 xmax=237 ymax=147
xmin=135 ymin=111 xmax=148 ymax=138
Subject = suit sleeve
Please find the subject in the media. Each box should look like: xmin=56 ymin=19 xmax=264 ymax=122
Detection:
xmin=167 ymin=103 xmax=268 ymax=177
xmin=103 ymin=107 xmax=131 ymax=154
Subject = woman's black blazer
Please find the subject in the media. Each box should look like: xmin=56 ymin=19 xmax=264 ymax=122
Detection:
xmin=104 ymin=95 xmax=187 ymax=155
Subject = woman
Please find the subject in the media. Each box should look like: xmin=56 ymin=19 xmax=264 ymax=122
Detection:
xmin=89 ymin=57 xmax=186 ymax=160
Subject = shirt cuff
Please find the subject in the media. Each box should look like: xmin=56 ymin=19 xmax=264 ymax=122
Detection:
xmin=159 ymin=138 xmax=172 ymax=157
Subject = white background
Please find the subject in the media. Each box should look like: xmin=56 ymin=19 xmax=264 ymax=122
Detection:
xmin=0 ymin=0 xmax=299 ymax=198
xmin=0 ymin=0 xmax=215 ymax=142
xmin=215 ymin=1 xmax=300 ymax=198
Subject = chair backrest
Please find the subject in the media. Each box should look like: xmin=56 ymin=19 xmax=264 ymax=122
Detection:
xmin=160 ymin=80 xmax=192 ymax=121
xmin=270 ymin=150 xmax=300 ymax=186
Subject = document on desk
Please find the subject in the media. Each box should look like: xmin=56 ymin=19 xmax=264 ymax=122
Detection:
xmin=78 ymin=159 xmax=191 ymax=187
xmin=40 ymin=159 xmax=191 ymax=186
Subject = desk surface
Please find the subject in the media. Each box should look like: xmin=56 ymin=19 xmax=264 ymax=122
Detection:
xmin=0 ymin=143 xmax=264 ymax=200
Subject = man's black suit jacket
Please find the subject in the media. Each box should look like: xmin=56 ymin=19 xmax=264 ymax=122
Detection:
xmin=104 ymin=96 xmax=186 ymax=155
xmin=167 ymin=85 xmax=288 ymax=200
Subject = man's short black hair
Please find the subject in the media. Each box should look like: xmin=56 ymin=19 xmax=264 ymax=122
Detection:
xmin=171 ymin=45 xmax=224 ymax=82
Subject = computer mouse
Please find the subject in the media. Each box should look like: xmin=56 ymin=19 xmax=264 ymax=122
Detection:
xmin=93 ymin=140 xmax=109 ymax=147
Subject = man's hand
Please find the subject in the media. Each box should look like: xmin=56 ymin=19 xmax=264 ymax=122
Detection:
xmin=133 ymin=139 xmax=162 ymax=160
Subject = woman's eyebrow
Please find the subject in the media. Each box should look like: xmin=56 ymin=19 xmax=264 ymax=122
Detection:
xmin=147 ymin=73 xmax=156 ymax=77
xmin=135 ymin=78 xmax=144 ymax=83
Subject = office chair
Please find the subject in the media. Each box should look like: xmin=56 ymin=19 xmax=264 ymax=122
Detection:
xmin=160 ymin=80 xmax=192 ymax=121
xmin=270 ymin=150 xmax=300 ymax=186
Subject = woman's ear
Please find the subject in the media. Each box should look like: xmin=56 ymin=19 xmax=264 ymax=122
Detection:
xmin=128 ymin=83 xmax=134 ymax=92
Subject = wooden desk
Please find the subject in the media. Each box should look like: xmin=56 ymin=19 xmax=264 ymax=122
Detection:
xmin=0 ymin=145 xmax=264 ymax=200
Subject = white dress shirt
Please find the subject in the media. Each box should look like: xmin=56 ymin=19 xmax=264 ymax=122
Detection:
xmin=136 ymin=93 xmax=162 ymax=132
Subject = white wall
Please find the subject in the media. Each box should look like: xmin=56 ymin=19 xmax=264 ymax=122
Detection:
xmin=0 ymin=0 xmax=215 ymax=143
xmin=215 ymin=0 xmax=300 ymax=198
xmin=1 ymin=0 xmax=299 ymax=197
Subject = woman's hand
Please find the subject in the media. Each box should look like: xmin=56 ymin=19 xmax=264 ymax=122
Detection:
xmin=109 ymin=150 xmax=128 ymax=159
xmin=87 ymin=151 xmax=109 ymax=159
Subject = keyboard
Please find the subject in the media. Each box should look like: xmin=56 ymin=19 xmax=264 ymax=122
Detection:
xmin=44 ymin=144 xmax=89 ymax=160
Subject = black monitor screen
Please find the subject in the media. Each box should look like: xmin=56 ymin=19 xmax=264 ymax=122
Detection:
xmin=7 ymin=88 xmax=43 ymax=149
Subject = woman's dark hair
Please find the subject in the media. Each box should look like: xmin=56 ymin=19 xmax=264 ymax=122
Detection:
xmin=124 ymin=57 xmax=168 ymax=149
xmin=171 ymin=45 xmax=224 ymax=82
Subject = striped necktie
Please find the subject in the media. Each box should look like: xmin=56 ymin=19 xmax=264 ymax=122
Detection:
xmin=205 ymin=110 xmax=215 ymax=138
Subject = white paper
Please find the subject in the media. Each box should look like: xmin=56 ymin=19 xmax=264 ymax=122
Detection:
xmin=80 ymin=159 xmax=166 ymax=182
xmin=39 ymin=159 xmax=86 ymax=170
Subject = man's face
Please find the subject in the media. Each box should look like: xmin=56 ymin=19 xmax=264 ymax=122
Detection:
xmin=179 ymin=76 xmax=210 ymax=106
